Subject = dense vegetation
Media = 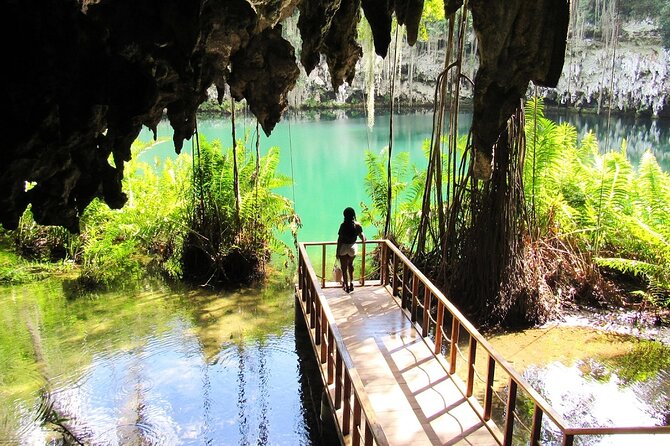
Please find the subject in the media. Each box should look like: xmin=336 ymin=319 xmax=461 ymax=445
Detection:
xmin=1 ymin=137 xmax=299 ymax=289
xmin=361 ymin=99 xmax=670 ymax=312
xmin=524 ymin=99 xmax=670 ymax=307
xmin=181 ymin=138 xmax=299 ymax=286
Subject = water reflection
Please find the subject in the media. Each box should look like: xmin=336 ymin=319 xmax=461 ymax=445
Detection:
xmin=476 ymin=327 xmax=670 ymax=446
xmin=0 ymin=279 xmax=330 ymax=445
xmin=3 ymin=279 xmax=669 ymax=445
xmin=504 ymin=357 xmax=670 ymax=446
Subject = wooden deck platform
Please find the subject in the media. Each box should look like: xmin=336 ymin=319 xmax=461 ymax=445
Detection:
xmin=297 ymin=240 xmax=670 ymax=446
xmin=324 ymin=283 xmax=498 ymax=446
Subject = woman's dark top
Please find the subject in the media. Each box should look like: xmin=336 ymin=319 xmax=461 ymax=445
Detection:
xmin=338 ymin=220 xmax=363 ymax=244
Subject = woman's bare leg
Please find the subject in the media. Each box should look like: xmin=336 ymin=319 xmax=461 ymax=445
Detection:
xmin=341 ymin=256 xmax=350 ymax=289
xmin=349 ymin=256 xmax=355 ymax=289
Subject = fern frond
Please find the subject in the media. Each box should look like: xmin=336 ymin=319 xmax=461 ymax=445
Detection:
xmin=595 ymin=257 xmax=660 ymax=279
xmin=636 ymin=151 xmax=670 ymax=227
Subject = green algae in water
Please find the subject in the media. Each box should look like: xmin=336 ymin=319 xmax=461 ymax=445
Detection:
xmin=0 ymin=278 xmax=330 ymax=445
xmin=486 ymin=330 xmax=670 ymax=446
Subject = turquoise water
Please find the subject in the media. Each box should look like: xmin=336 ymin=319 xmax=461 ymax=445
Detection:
xmin=138 ymin=110 xmax=670 ymax=244
xmin=138 ymin=110 xmax=448 ymax=242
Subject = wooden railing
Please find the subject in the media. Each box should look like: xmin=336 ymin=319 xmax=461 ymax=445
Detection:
xmin=378 ymin=240 xmax=670 ymax=446
xmin=299 ymin=240 xmax=670 ymax=446
xmin=297 ymin=241 xmax=388 ymax=446
xmin=301 ymin=240 xmax=384 ymax=289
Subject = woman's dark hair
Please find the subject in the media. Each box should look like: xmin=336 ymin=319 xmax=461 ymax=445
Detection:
xmin=343 ymin=207 xmax=356 ymax=221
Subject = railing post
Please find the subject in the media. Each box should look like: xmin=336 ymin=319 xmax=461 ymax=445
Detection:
xmin=411 ymin=273 xmax=419 ymax=323
xmin=364 ymin=422 xmax=373 ymax=446
xmin=466 ymin=337 xmax=477 ymax=397
xmin=300 ymin=257 xmax=307 ymax=300
xmin=484 ymin=355 xmax=495 ymax=421
xmin=503 ymin=378 xmax=518 ymax=446
xmin=422 ymin=287 xmax=431 ymax=337
xmin=327 ymin=326 xmax=335 ymax=384
xmin=302 ymin=264 xmax=314 ymax=304
xmin=319 ymin=307 xmax=327 ymax=361
xmin=401 ymin=263 xmax=408 ymax=308
xmin=314 ymin=297 xmax=321 ymax=342
xmin=353 ymin=398 xmax=362 ymax=446
xmin=449 ymin=319 xmax=460 ymax=375
xmin=381 ymin=242 xmax=388 ymax=285
xmin=530 ymin=404 xmax=543 ymax=446
xmin=562 ymin=434 xmax=574 ymax=446
xmin=307 ymin=282 xmax=313 ymax=317
xmin=335 ymin=354 xmax=343 ymax=409
xmin=392 ymin=252 xmax=399 ymax=296
xmin=360 ymin=241 xmax=366 ymax=286
xmin=434 ymin=302 xmax=445 ymax=355
xmin=298 ymin=250 xmax=303 ymax=290
xmin=343 ymin=372 xmax=352 ymax=435
xmin=321 ymin=244 xmax=326 ymax=288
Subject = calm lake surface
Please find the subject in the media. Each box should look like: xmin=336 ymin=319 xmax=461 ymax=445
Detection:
xmin=1 ymin=111 xmax=668 ymax=445
xmin=2 ymin=279 xmax=668 ymax=445
xmin=0 ymin=278 xmax=336 ymax=445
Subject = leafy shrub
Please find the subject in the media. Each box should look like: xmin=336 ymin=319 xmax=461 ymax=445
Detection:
xmin=70 ymin=140 xmax=190 ymax=288
xmin=3 ymin=135 xmax=298 ymax=289
xmin=360 ymin=146 xmax=425 ymax=244
xmin=182 ymin=137 xmax=299 ymax=286
xmin=12 ymin=209 xmax=72 ymax=261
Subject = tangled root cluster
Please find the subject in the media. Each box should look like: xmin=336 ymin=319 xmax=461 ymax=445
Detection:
xmin=499 ymin=236 xmax=620 ymax=327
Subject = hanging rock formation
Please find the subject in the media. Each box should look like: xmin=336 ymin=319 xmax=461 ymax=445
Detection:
xmin=469 ymin=0 xmax=569 ymax=179
xmin=1 ymin=0 xmax=302 ymax=231
xmin=1 ymin=0 xmax=568 ymax=230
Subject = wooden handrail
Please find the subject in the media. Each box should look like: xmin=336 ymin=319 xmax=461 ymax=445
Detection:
xmin=301 ymin=239 xmax=670 ymax=446
xmin=297 ymin=243 xmax=389 ymax=446
xmin=379 ymin=240 xmax=670 ymax=444
xmin=381 ymin=240 xmax=571 ymax=430
xmin=303 ymin=240 xmax=385 ymax=287
xmin=563 ymin=426 xmax=670 ymax=435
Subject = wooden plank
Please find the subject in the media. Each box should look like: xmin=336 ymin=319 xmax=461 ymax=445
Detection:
xmin=503 ymin=378 xmax=518 ymax=446
xmin=324 ymin=285 xmax=499 ymax=446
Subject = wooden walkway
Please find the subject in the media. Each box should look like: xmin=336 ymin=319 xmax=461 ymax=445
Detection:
xmin=324 ymin=283 xmax=497 ymax=445
xmin=296 ymin=240 xmax=670 ymax=446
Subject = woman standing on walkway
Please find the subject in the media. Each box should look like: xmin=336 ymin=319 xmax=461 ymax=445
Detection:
xmin=336 ymin=207 xmax=366 ymax=292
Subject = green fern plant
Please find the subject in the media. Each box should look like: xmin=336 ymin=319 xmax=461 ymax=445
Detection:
xmin=523 ymin=99 xmax=670 ymax=305
xmin=182 ymin=137 xmax=299 ymax=286
xmin=76 ymin=141 xmax=189 ymax=287
xmin=360 ymin=147 xmax=425 ymax=244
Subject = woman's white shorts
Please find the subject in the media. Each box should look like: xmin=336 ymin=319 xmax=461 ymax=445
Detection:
xmin=338 ymin=243 xmax=357 ymax=257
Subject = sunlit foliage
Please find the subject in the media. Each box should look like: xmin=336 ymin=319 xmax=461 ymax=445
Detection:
xmin=525 ymin=98 xmax=670 ymax=305
xmin=2 ymin=137 xmax=298 ymax=289
xmin=182 ymin=137 xmax=299 ymax=286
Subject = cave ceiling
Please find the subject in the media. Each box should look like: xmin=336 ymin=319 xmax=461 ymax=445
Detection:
xmin=0 ymin=0 xmax=568 ymax=232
